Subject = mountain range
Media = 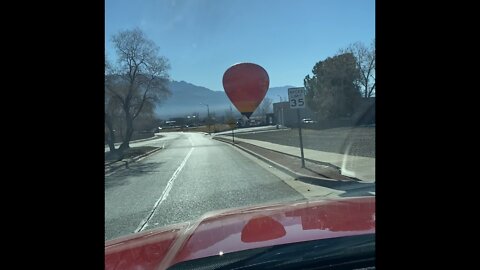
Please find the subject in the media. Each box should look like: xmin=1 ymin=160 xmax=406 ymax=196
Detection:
xmin=156 ymin=80 xmax=298 ymax=118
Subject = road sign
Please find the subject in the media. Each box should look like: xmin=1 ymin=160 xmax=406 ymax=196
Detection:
xmin=288 ymin=87 xmax=305 ymax=109
xmin=288 ymin=87 xmax=306 ymax=167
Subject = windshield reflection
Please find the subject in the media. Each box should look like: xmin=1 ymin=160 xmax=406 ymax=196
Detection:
xmin=241 ymin=215 xmax=286 ymax=243
xmin=173 ymin=198 xmax=375 ymax=263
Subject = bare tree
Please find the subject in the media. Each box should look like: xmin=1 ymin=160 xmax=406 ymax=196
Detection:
xmin=105 ymin=56 xmax=122 ymax=153
xmin=105 ymin=95 xmax=122 ymax=152
xmin=105 ymin=28 xmax=171 ymax=152
xmin=339 ymin=39 xmax=375 ymax=98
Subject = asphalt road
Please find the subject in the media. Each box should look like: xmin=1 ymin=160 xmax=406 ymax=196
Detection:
xmin=105 ymin=132 xmax=304 ymax=241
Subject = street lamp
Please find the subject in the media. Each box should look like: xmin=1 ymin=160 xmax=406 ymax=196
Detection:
xmin=277 ymin=95 xmax=284 ymax=126
xmin=200 ymin=103 xmax=210 ymax=118
xmin=201 ymin=103 xmax=211 ymax=133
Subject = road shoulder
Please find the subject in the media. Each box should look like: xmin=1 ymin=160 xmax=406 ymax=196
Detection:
xmin=213 ymin=137 xmax=349 ymax=199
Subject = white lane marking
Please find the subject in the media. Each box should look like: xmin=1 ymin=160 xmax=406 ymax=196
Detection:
xmin=134 ymin=147 xmax=195 ymax=233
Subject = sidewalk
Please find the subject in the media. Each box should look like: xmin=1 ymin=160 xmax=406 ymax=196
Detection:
xmin=215 ymin=135 xmax=375 ymax=183
xmin=212 ymin=125 xmax=289 ymax=136
xmin=105 ymin=134 xmax=163 ymax=152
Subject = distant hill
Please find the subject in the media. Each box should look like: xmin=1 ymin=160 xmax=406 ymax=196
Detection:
xmin=265 ymin=85 xmax=298 ymax=102
xmin=155 ymin=80 xmax=298 ymax=118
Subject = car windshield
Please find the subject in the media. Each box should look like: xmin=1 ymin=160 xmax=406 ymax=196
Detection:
xmin=105 ymin=0 xmax=375 ymax=266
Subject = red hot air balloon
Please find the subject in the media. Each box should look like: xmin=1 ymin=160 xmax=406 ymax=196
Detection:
xmin=222 ymin=63 xmax=270 ymax=119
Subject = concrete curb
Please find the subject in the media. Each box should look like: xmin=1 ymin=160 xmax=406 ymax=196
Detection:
xmin=215 ymin=136 xmax=364 ymax=182
xmin=218 ymin=135 xmax=342 ymax=172
xmin=105 ymin=134 xmax=164 ymax=150
xmin=211 ymin=127 xmax=290 ymax=137
xmin=213 ymin=137 xmax=356 ymax=186
xmin=132 ymin=134 xmax=165 ymax=143
xmin=215 ymin=135 xmax=343 ymax=170
xmin=105 ymin=147 xmax=163 ymax=174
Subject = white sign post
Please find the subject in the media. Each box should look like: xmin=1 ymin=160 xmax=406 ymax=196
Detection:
xmin=288 ymin=87 xmax=306 ymax=168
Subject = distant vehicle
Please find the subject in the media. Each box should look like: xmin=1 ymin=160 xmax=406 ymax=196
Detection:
xmin=302 ymin=118 xmax=315 ymax=124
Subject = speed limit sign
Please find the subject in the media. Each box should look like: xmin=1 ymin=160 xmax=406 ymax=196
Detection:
xmin=288 ymin=87 xmax=306 ymax=109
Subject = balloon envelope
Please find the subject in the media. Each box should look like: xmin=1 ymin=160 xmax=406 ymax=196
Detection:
xmin=222 ymin=63 xmax=269 ymax=119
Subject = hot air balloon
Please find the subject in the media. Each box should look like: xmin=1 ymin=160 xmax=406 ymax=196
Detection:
xmin=222 ymin=63 xmax=269 ymax=119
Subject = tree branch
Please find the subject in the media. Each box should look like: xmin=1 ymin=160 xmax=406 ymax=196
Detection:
xmin=132 ymin=79 xmax=153 ymax=119
xmin=106 ymin=87 xmax=125 ymax=106
xmin=368 ymin=82 xmax=376 ymax=97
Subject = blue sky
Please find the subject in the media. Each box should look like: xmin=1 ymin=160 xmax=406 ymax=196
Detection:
xmin=105 ymin=0 xmax=375 ymax=91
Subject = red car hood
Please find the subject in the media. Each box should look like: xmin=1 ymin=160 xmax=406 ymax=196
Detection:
xmin=105 ymin=196 xmax=375 ymax=270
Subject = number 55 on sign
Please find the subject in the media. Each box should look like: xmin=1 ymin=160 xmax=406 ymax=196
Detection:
xmin=288 ymin=87 xmax=306 ymax=109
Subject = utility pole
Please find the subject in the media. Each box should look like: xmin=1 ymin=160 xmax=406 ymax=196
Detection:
xmin=277 ymin=95 xmax=284 ymax=126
